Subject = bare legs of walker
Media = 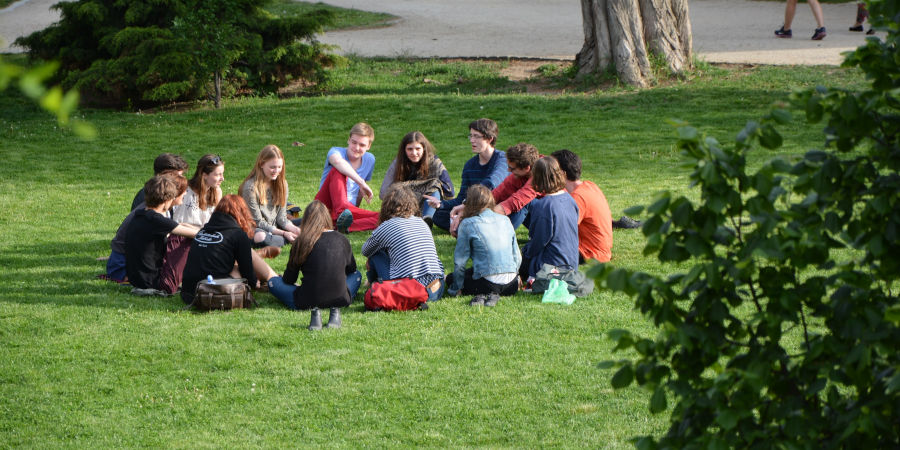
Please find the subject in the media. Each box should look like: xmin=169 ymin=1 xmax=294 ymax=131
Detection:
xmin=776 ymin=0 xmax=826 ymax=40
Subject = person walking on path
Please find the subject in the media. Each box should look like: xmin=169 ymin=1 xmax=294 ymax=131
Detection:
xmin=849 ymin=2 xmax=874 ymax=35
xmin=775 ymin=0 xmax=827 ymax=40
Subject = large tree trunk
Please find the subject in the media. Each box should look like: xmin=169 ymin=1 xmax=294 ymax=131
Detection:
xmin=576 ymin=0 xmax=692 ymax=87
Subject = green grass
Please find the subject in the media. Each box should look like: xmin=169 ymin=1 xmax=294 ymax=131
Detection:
xmin=265 ymin=0 xmax=397 ymax=31
xmin=0 ymin=59 xmax=868 ymax=447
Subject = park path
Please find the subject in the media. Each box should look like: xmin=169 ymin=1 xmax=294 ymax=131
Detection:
xmin=1 ymin=0 xmax=871 ymax=65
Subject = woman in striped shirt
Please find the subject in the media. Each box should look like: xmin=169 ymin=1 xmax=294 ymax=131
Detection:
xmin=362 ymin=186 xmax=446 ymax=301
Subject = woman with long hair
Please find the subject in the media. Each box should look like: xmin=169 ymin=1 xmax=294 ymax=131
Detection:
xmin=158 ymin=154 xmax=227 ymax=292
xmin=446 ymin=184 xmax=521 ymax=307
xmin=362 ymin=186 xmax=445 ymax=302
xmin=239 ymin=144 xmax=301 ymax=248
xmin=180 ymin=195 xmax=278 ymax=305
xmin=267 ymin=201 xmax=362 ymax=330
xmin=379 ymin=131 xmax=453 ymax=225
xmin=520 ymin=157 xmax=580 ymax=283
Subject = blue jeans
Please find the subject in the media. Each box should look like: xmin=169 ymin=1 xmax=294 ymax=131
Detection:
xmin=268 ymin=271 xmax=362 ymax=310
xmin=366 ymin=250 xmax=391 ymax=283
xmin=507 ymin=202 xmax=531 ymax=230
xmin=421 ymin=190 xmax=439 ymax=220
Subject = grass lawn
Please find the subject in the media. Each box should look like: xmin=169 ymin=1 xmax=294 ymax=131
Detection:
xmin=0 ymin=55 xmax=867 ymax=446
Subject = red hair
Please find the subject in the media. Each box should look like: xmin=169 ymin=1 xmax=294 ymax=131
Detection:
xmin=215 ymin=194 xmax=256 ymax=238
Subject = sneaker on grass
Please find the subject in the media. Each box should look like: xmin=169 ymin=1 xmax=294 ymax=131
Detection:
xmin=336 ymin=209 xmax=353 ymax=234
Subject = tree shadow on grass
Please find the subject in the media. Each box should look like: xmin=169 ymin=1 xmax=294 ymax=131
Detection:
xmin=0 ymin=240 xmax=292 ymax=312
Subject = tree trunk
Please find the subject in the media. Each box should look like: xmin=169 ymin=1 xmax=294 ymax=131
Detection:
xmin=214 ymin=70 xmax=222 ymax=109
xmin=576 ymin=0 xmax=692 ymax=87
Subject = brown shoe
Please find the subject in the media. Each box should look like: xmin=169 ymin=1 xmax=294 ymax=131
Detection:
xmin=256 ymin=246 xmax=281 ymax=259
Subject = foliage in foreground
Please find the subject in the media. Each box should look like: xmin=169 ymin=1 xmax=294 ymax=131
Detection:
xmin=594 ymin=1 xmax=900 ymax=447
xmin=15 ymin=0 xmax=337 ymax=107
xmin=0 ymin=55 xmax=94 ymax=138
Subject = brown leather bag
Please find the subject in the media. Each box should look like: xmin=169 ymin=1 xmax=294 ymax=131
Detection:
xmin=192 ymin=278 xmax=256 ymax=311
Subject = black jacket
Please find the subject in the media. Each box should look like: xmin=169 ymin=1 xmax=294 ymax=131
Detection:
xmin=181 ymin=212 xmax=257 ymax=304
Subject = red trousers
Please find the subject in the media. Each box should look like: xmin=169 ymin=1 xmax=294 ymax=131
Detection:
xmin=314 ymin=168 xmax=379 ymax=231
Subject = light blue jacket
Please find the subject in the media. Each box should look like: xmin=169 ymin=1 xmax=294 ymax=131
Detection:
xmin=449 ymin=209 xmax=522 ymax=295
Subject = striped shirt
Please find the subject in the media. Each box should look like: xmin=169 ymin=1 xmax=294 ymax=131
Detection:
xmin=361 ymin=216 xmax=445 ymax=286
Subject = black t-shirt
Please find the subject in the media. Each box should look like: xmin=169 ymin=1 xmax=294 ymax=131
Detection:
xmin=125 ymin=208 xmax=178 ymax=289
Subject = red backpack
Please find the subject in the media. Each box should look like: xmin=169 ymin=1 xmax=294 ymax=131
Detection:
xmin=364 ymin=278 xmax=429 ymax=311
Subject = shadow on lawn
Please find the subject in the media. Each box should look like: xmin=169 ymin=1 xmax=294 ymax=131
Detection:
xmin=0 ymin=240 xmax=295 ymax=313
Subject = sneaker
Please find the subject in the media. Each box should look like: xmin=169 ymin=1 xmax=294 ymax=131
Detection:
xmin=336 ymin=209 xmax=353 ymax=234
xmin=774 ymin=26 xmax=792 ymax=38
xmin=866 ymin=28 xmax=875 ymax=35
xmin=612 ymin=216 xmax=642 ymax=229
xmin=811 ymin=27 xmax=826 ymax=40
xmin=849 ymin=25 xmax=864 ymax=32
xmin=130 ymin=287 xmax=170 ymax=297
xmin=484 ymin=293 xmax=500 ymax=307
xmin=469 ymin=294 xmax=486 ymax=307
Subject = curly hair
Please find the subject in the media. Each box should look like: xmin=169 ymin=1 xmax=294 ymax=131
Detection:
xmin=506 ymin=143 xmax=540 ymax=170
xmin=215 ymin=194 xmax=256 ymax=238
xmin=379 ymin=186 xmax=419 ymax=223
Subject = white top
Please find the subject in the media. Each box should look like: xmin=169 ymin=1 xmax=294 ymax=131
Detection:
xmin=172 ymin=188 xmax=215 ymax=227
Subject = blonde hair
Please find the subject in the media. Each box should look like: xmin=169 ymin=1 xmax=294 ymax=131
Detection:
xmin=349 ymin=122 xmax=375 ymax=141
xmin=239 ymin=145 xmax=287 ymax=207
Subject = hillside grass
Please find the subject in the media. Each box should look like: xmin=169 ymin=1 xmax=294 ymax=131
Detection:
xmin=0 ymin=57 xmax=868 ymax=447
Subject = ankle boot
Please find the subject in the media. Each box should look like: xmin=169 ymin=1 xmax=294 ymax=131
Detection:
xmin=308 ymin=308 xmax=322 ymax=330
xmin=326 ymin=308 xmax=342 ymax=328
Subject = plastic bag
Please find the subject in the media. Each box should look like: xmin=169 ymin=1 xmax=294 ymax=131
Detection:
xmin=541 ymin=278 xmax=576 ymax=305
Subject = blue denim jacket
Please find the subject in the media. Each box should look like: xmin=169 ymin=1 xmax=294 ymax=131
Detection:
xmin=449 ymin=209 xmax=522 ymax=295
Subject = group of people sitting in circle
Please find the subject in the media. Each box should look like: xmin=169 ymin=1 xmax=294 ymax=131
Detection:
xmin=104 ymin=118 xmax=632 ymax=329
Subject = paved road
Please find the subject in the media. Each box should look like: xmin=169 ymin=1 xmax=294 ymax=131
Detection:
xmin=1 ymin=0 xmax=873 ymax=65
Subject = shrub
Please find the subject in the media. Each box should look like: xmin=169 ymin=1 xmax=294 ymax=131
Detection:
xmin=15 ymin=0 xmax=336 ymax=108
xmin=593 ymin=0 xmax=900 ymax=447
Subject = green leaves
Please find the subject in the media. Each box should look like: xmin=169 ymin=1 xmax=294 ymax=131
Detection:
xmin=593 ymin=9 xmax=900 ymax=446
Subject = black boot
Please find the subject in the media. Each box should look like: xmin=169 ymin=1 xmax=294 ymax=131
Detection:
xmin=326 ymin=308 xmax=342 ymax=329
xmin=308 ymin=308 xmax=322 ymax=330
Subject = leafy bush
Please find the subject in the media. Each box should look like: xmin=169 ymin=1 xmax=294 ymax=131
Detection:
xmin=594 ymin=1 xmax=900 ymax=447
xmin=15 ymin=0 xmax=336 ymax=108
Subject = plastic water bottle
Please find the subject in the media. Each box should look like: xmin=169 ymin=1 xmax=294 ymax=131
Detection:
xmin=207 ymin=275 xmax=215 ymax=284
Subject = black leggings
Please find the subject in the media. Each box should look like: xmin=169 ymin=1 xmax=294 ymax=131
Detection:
xmin=447 ymin=268 xmax=519 ymax=296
